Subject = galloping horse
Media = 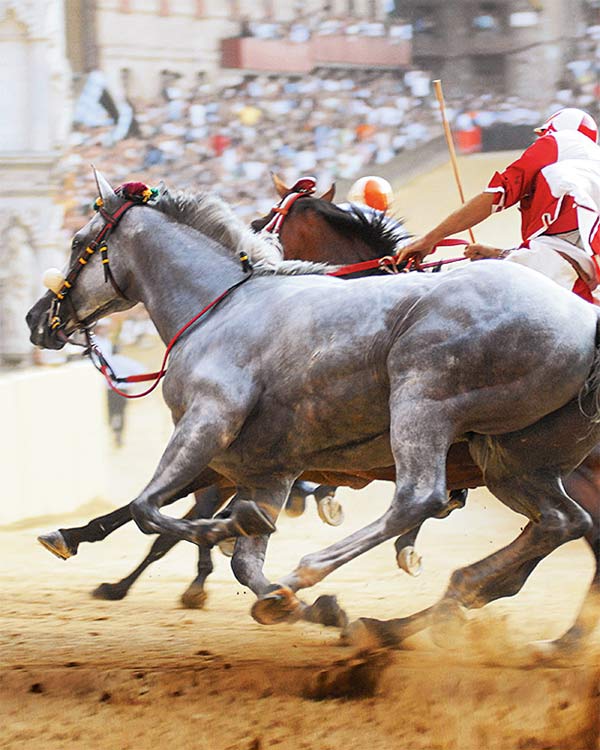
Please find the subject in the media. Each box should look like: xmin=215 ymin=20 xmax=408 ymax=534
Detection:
xmin=35 ymin=177 xmax=412 ymax=609
xmin=36 ymin=177 xmax=471 ymax=608
xmin=27 ymin=171 xmax=600 ymax=652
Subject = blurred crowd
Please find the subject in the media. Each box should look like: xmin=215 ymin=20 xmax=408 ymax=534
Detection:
xmin=56 ymin=6 xmax=600 ymax=264
xmin=59 ymin=67 xmax=444 ymax=230
xmin=237 ymin=12 xmax=412 ymax=43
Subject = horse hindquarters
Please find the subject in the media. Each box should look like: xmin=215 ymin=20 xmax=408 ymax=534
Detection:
xmin=446 ymin=391 xmax=600 ymax=623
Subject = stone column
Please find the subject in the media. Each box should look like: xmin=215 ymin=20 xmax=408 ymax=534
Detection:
xmin=0 ymin=1 xmax=71 ymax=366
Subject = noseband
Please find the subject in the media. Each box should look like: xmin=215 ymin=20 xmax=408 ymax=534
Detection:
xmin=262 ymin=176 xmax=317 ymax=236
xmin=48 ymin=183 xmax=155 ymax=336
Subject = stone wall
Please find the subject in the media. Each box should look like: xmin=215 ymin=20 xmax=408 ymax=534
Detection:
xmin=0 ymin=1 xmax=71 ymax=366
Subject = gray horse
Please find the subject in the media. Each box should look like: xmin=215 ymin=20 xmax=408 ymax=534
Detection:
xmin=27 ymin=172 xmax=599 ymax=648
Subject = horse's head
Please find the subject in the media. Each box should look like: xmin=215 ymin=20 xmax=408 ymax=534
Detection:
xmin=250 ymin=173 xmax=336 ymax=235
xmin=27 ymin=170 xmax=144 ymax=350
xmin=250 ymin=172 xmax=408 ymax=265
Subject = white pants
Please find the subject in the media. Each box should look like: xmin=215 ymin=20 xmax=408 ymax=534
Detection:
xmin=507 ymin=245 xmax=578 ymax=290
xmin=507 ymin=240 xmax=600 ymax=304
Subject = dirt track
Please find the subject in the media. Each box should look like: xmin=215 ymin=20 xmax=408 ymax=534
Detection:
xmin=2 ymin=153 xmax=599 ymax=748
xmin=1 ymin=484 xmax=599 ymax=750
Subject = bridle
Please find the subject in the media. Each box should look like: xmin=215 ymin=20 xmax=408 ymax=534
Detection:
xmin=261 ymin=176 xmax=318 ymax=236
xmin=47 ymin=181 xmax=254 ymax=399
xmin=48 ymin=183 xmax=155 ymax=338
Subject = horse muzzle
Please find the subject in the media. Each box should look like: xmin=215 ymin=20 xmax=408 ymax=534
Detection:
xmin=26 ymin=294 xmax=70 ymax=350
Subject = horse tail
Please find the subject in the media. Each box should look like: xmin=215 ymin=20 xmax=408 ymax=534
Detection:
xmin=578 ymin=311 xmax=600 ymax=423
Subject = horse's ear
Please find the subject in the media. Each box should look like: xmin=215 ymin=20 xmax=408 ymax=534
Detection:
xmin=156 ymin=180 xmax=170 ymax=199
xmin=92 ymin=167 xmax=120 ymax=211
xmin=320 ymin=183 xmax=336 ymax=202
xmin=271 ymin=172 xmax=289 ymax=198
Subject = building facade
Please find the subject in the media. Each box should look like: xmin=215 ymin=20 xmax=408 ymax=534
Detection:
xmin=401 ymin=0 xmax=585 ymax=98
xmin=0 ymin=0 xmax=71 ymax=366
xmin=65 ymin=0 xmax=397 ymax=99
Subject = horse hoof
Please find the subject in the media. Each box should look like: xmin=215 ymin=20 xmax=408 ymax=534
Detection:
xmin=430 ymin=600 xmax=466 ymax=649
xmin=180 ymin=583 xmax=208 ymax=610
xmin=396 ymin=546 xmax=422 ymax=577
xmin=341 ymin=618 xmax=395 ymax=650
xmin=251 ymin=587 xmax=303 ymax=625
xmin=317 ymin=496 xmax=344 ymax=526
xmin=526 ymin=637 xmax=586 ymax=665
xmin=284 ymin=493 xmax=306 ymax=518
xmin=37 ymin=530 xmax=75 ymax=560
xmin=306 ymin=595 xmax=349 ymax=628
xmin=217 ymin=537 xmax=236 ymax=557
xmin=92 ymin=582 xmax=128 ymax=601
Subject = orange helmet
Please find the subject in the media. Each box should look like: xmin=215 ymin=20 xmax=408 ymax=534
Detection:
xmin=347 ymin=176 xmax=393 ymax=212
xmin=534 ymin=108 xmax=598 ymax=143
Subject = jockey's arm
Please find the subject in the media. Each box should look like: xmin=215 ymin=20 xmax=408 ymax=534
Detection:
xmin=396 ymin=192 xmax=496 ymax=262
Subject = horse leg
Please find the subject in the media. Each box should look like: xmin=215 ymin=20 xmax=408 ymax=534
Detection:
xmin=542 ymin=453 xmax=600 ymax=653
xmin=89 ymin=486 xmax=224 ymax=604
xmin=38 ymin=459 xmax=226 ymax=560
xmin=92 ymin=526 xmax=185 ymax=601
xmin=284 ymin=480 xmax=314 ymax=518
xmin=38 ymin=504 xmax=134 ymax=560
xmin=180 ymin=486 xmax=235 ymax=609
xmin=394 ymin=488 xmax=469 ymax=576
xmin=253 ymin=402 xmax=455 ymax=623
xmin=231 ymin=534 xmax=348 ymax=628
xmin=314 ymin=485 xmax=344 ymax=527
xmin=130 ymin=406 xmax=283 ymax=545
xmin=349 ymin=473 xmax=591 ymax=649
xmin=394 ymin=526 xmax=422 ymax=576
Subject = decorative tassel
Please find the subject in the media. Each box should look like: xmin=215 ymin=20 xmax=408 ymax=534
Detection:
xmin=239 ymin=251 xmax=252 ymax=273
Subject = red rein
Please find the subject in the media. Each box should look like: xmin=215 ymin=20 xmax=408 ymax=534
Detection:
xmin=98 ymin=239 xmax=468 ymax=398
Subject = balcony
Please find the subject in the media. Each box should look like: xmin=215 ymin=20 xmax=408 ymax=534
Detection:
xmin=221 ymin=36 xmax=411 ymax=74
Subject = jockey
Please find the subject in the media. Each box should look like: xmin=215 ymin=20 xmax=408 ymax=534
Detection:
xmin=397 ymin=107 xmax=600 ymax=303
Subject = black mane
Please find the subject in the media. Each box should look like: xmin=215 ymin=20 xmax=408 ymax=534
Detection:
xmin=252 ymin=196 xmax=410 ymax=258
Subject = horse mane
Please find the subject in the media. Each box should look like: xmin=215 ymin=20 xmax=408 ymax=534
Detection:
xmin=305 ymin=200 xmax=410 ymax=257
xmin=153 ymin=187 xmax=332 ymax=276
xmin=252 ymin=197 xmax=410 ymax=258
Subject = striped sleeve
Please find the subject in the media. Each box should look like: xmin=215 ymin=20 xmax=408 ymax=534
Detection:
xmin=484 ymin=135 xmax=559 ymax=212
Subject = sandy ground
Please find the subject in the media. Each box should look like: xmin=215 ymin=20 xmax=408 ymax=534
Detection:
xmin=2 ymin=153 xmax=599 ymax=749
xmin=2 ymin=484 xmax=599 ymax=749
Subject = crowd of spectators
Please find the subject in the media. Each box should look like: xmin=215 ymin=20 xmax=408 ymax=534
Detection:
xmin=237 ymin=12 xmax=412 ymax=44
xmin=59 ymin=66 xmax=443 ymax=230
xmin=58 ymin=8 xmax=600 ymax=235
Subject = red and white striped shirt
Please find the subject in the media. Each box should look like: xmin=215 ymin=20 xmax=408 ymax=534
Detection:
xmin=485 ymin=130 xmax=600 ymax=242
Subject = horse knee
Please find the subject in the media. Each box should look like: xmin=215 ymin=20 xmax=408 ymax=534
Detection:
xmin=131 ymin=499 xmax=158 ymax=535
xmin=556 ymin=505 xmax=593 ymax=543
xmin=387 ymin=488 xmax=447 ymax=533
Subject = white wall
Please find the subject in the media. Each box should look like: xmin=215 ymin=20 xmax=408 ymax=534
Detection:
xmin=0 ymin=363 xmax=111 ymax=524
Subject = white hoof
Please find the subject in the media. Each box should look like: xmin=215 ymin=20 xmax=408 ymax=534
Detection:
xmin=317 ymin=496 xmax=344 ymax=526
xmin=396 ymin=546 xmax=422 ymax=577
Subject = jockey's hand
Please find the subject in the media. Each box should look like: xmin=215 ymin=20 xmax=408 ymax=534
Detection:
xmin=395 ymin=236 xmax=437 ymax=264
xmin=464 ymin=243 xmax=506 ymax=261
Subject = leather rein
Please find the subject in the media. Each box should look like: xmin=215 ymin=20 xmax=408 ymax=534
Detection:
xmin=48 ymin=183 xmax=253 ymax=398
xmin=58 ymin=180 xmax=466 ymax=399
